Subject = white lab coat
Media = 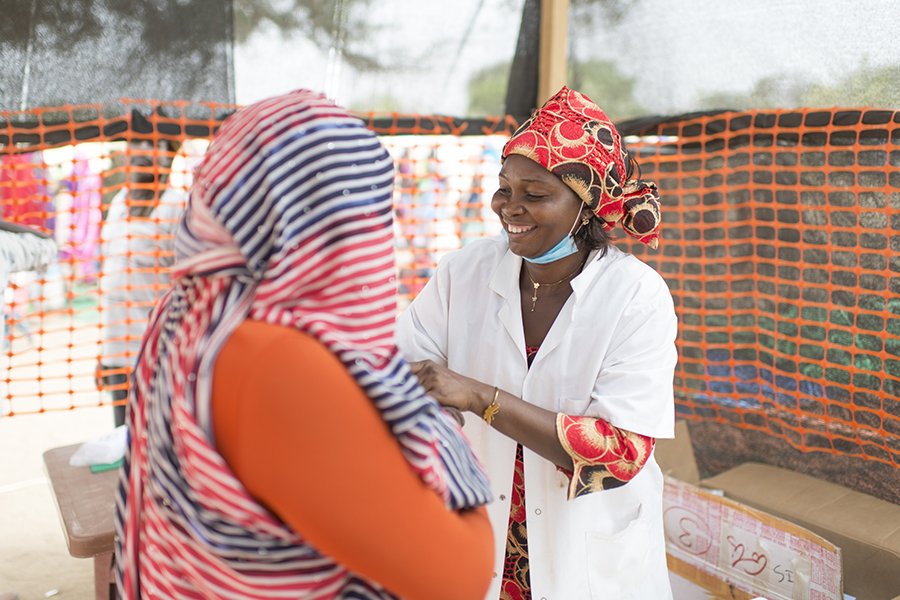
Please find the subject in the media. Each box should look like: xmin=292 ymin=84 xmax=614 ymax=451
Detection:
xmin=0 ymin=230 xmax=57 ymax=357
xmin=98 ymin=187 xmax=186 ymax=366
xmin=396 ymin=236 xmax=677 ymax=600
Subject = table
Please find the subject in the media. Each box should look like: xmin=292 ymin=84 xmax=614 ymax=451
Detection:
xmin=43 ymin=443 xmax=118 ymax=600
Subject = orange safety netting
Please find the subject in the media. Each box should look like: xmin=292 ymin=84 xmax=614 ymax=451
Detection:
xmin=622 ymin=108 xmax=899 ymax=468
xmin=0 ymin=102 xmax=897 ymax=470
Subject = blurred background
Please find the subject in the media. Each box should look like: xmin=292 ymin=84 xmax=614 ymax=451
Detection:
xmin=1 ymin=1 xmax=898 ymax=597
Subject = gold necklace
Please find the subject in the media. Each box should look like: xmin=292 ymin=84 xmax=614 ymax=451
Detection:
xmin=524 ymin=258 xmax=586 ymax=312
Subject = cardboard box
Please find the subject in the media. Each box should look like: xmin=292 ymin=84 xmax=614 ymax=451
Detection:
xmin=704 ymin=463 xmax=900 ymax=600
xmin=656 ymin=420 xmax=702 ymax=485
xmin=664 ymin=476 xmax=843 ymax=599
xmin=657 ymin=421 xmax=900 ymax=600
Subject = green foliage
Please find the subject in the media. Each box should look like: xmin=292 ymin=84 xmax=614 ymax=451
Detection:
xmin=804 ymin=63 xmax=900 ymax=108
xmin=347 ymin=94 xmax=408 ymax=114
xmin=568 ymin=59 xmax=646 ymax=120
xmin=466 ymin=58 xmax=645 ymax=119
xmin=699 ymin=75 xmax=812 ymax=110
xmin=699 ymin=63 xmax=900 ymax=110
xmin=570 ymin=0 xmax=643 ymax=26
xmin=233 ymin=0 xmax=383 ymax=71
xmin=467 ymin=63 xmax=512 ymax=116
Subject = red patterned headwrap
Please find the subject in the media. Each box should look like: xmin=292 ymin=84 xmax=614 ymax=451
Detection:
xmin=502 ymin=86 xmax=662 ymax=249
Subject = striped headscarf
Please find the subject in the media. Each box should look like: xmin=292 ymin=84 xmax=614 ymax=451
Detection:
xmin=115 ymin=89 xmax=491 ymax=599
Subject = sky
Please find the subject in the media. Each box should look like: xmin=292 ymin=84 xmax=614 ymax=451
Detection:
xmin=233 ymin=0 xmax=523 ymax=114
xmin=595 ymin=0 xmax=900 ymax=112
xmin=233 ymin=0 xmax=900 ymax=117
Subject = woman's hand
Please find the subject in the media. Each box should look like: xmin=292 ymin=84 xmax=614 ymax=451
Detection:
xmin=411 ymin=361 xmax=574 ymax=469
xmin=409 ymin=360 xmax=492 ymax=415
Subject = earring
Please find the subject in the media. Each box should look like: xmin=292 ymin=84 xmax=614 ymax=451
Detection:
xmin=582 ymin=215 xmax=591 ymax=226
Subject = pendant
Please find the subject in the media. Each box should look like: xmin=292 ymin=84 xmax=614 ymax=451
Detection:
xmin=531 ymin=282 xmax=539 ymax=312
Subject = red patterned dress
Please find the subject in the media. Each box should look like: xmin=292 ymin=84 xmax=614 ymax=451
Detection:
xmin=499 ymin=345 xmax=656 ymax=599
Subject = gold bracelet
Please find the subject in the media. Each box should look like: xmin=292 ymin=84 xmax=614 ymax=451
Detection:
xmin=482 ymin=387 xmax=501 ymax=426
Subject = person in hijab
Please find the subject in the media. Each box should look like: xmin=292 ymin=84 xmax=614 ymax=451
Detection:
xmin=114 ymin=89 xmax=494 ymax=599
xmin=397 ymin=86 xmax=677 ymax=599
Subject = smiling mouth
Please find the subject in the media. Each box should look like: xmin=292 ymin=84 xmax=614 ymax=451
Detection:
xmin=506 ymin=223 xmax=536 ymax=235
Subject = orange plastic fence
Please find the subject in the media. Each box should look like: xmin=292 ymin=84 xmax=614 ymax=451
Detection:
xmin=0 ymin=102 xmax=896 ymax=470
xmin=622 ymin=108 xmax=899 ymax=467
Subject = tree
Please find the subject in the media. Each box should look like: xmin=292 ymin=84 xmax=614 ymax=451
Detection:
xmin=699 ymin=64 xmax=900 ymax=111
xmin=698 ymin=74 xmax=813 ymax=110
xmin=568 ymin=59 xmax=646 ymax=119
xmin=803 ymin=63 xmax=900 ymax=108
xmin=347 ymin=93 xmax=407 ymax=114
xmin=467 ymin=58 xmax=645 ymax=120
xmin=233 ymin=0 xmax=383 ymax=71
xmin=468 ymin=63 xmax=512 ymax=117
xmin=570 ymin=0 xmax=643 ymax=26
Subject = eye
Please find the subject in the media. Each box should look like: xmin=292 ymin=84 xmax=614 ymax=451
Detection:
xmin=496 ymin=186 xmax=510 ymax=196
xmin=525 ymin=193 xmax=547 ymax=201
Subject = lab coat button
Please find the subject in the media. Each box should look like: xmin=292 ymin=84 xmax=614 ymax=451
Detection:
xmin=499 ymin=494 xmax=506 ymax=501
xmin=534 ymin=508 xmax=542 ymax=515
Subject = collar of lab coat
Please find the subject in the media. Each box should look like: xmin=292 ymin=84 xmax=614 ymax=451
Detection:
xmin=486 ymin=245 xmax=606 ymax=368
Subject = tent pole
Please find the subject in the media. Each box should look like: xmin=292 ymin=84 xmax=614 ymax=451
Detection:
xmin=537 ymin=0 xmax=569 ymax=104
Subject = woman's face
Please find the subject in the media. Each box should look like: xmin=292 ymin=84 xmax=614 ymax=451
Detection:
xmin=491 ymin=154 xmax=584 ymax=259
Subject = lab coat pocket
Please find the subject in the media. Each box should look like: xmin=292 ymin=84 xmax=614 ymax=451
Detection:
xmin=584 ymin=504 xmax=651 ymax=599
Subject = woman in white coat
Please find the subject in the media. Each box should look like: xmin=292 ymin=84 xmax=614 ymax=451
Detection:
xmin=396 ymin=86 xmax=678 ymax=600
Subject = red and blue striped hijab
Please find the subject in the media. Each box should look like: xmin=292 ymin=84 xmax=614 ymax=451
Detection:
xmin=114 ymin=90 xmax=491 ymax=599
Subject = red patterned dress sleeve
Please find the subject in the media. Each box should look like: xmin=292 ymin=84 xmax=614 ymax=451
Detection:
xmin=556 ymin=414 xmax=655 ymax=500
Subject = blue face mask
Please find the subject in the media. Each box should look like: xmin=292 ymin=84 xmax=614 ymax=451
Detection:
xmin=522 ymin=231 xmax=580 ymax=264
xmin=502 ymin=208 xmax=585 ymax=264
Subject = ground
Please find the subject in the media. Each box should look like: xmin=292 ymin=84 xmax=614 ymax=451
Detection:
xmin=0 ymin=407 xmax=109 ymax=599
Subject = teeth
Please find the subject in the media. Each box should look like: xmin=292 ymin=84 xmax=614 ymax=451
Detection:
xmin=507 ymin=224 xmax=535 ymax=234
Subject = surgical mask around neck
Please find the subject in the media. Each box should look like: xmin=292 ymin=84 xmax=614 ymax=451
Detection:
xmin=503 ymin=207 xmax=584 ymax=264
